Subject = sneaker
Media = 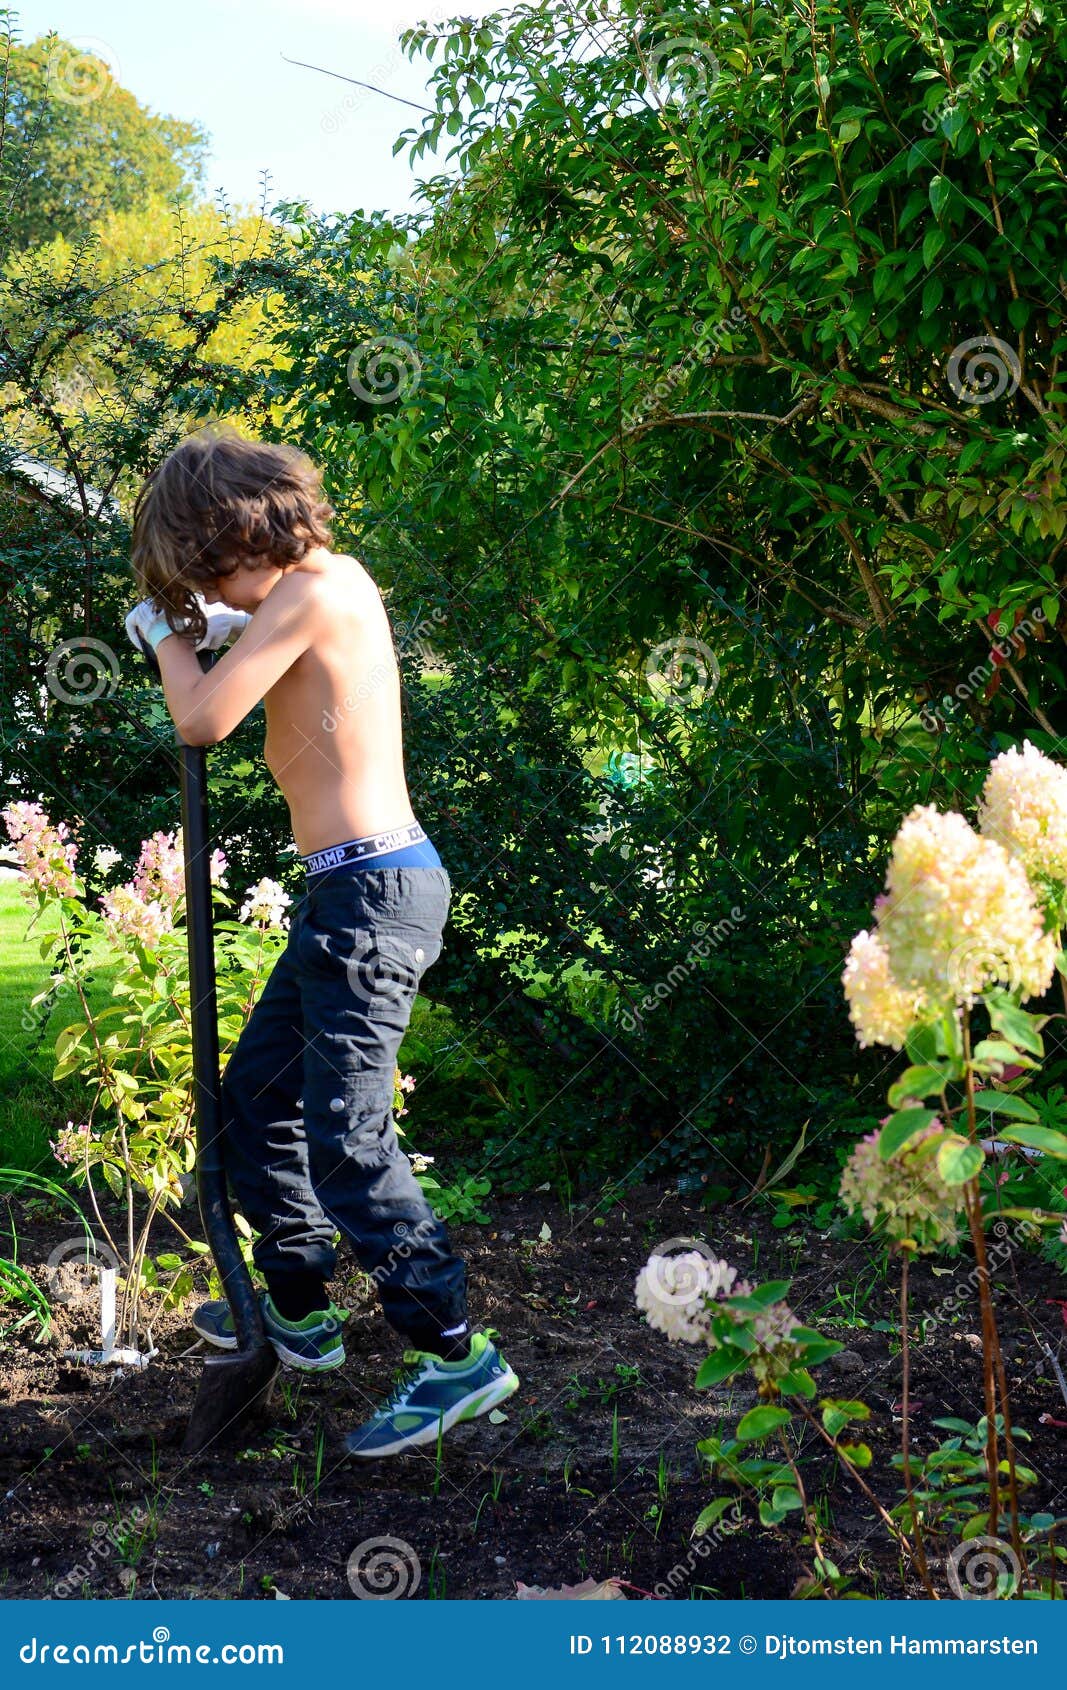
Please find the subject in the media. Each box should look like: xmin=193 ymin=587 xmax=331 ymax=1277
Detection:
xmin=191 ymin=1292 xmax=346 ymax=1371
xmin=345 ymin=1330 xmax=519 ymax=1459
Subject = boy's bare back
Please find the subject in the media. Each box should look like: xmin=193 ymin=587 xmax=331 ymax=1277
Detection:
xmin=259 ymin=549 xmax=416 ymax=856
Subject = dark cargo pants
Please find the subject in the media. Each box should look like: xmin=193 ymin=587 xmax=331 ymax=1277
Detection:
xmin=220 ymin=863 xmax=467 ymax=1348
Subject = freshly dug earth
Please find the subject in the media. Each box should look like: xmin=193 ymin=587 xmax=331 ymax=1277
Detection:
xmin=1 ymin=1182 xmax=1066 ymax=1601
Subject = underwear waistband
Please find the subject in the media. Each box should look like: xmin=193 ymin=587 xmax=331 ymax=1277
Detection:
xmin=301 ymin=822 xmax=428 ymax=877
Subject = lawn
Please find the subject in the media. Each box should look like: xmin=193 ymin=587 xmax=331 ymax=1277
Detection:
xmin=0 ymin=878 xmax=120 ymax=1172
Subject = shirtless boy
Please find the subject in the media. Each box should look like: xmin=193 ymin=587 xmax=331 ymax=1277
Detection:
xmin=124 ymin=426 xmax=517 ymax=1458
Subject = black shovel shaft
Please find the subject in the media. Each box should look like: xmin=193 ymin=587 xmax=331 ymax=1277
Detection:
xmin=177 ymin=655 xmax=265 ymax=1355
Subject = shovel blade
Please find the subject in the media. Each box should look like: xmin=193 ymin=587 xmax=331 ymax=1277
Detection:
xmin=182 ymin=1344 xmax=279 ymax=1458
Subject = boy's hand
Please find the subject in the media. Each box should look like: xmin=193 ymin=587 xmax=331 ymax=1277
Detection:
xmin=124 ymin=595 xmax=252 ymax=660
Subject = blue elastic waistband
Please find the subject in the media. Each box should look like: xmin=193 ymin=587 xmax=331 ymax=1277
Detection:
xmin=301 ymin=822 xmax=441 ymax=877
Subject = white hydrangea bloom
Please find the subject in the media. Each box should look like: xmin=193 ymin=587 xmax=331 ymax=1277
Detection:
xmin=634 ymin=1249 xmax=750 ymax=1345
xmin=239 ymin=877 xmax=292 ymax=929
xmin=979 ymin=739 xmax=1067 ymax=883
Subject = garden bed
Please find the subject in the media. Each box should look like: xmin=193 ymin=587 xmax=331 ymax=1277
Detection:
xmin=2 ymin=1183 xmax=1066 ymax=1600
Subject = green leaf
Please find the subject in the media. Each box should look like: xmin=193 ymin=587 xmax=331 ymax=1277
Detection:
xmin=770 ymin=1484 xmax=804 ymax=1512
xmin=971 ymin=1091 xmax=1040 ymax=1122
xmin=692 ymin=1497 xmax=740 ymax=1535
xmin=695 ymin=1349 xmax=746 ymax=1389
xmin=936 ymin=1137 xmax=984 ymax=1185
xmin=996 ymin=1125 xmax=1067 ymax=1160
xmin=985 ymin=991 xmax=1044 ymax=1056
xmin=888 ymin=1065 xmax=948 ymax=1107
xmin=929 ymin=174 xmax=951 ymax=218
xmin=736 ymin=1404 xmax=793 ymax=1442
xmin=838 ymin=1441 xmax=872 ymax=1467
xmin=878 ymin=1107 xmax=938 ymax=1159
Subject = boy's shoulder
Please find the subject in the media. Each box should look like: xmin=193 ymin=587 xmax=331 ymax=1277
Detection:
xmin=277 ymin=551 xmax=377 ymax=612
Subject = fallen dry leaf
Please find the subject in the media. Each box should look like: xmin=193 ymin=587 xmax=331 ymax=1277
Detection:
xmin=515 ymin=1577 xmax=626 ymax=1601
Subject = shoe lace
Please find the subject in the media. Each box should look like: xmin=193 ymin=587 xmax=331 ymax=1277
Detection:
xmin=381 ymin=1349 xmax=432 ymax=1412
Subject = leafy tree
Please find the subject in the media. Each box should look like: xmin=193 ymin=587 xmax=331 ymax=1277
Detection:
xmin=229 ymin=0 xmax=1067 ymax=1188
xmin=0 ymin=19 xmax=206 ymax=252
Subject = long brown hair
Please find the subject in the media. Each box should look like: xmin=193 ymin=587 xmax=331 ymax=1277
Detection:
xmin=131 ymin=425 xmax=334 ymax=642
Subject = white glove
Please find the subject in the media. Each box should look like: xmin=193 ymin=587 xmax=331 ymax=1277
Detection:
xmin=124 ymin=595 xmax=251 ymax=658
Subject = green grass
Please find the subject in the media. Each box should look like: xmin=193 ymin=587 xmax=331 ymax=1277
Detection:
xmin=0 ymin=880 xmax=120 ymax=1170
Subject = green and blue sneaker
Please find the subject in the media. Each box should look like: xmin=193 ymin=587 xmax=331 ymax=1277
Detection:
xmin=191 ymin=1292 xmax=346 ymax=1372
xmin=345 ymin=1330 xmax=519 ymax=1459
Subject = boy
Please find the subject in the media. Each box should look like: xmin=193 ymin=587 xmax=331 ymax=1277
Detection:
xmin=124 ymin=425 xmax=517 ymax=1458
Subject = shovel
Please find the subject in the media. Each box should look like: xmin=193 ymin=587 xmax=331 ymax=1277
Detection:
xmin=137 ymin=640 xmax=279 ymax=1454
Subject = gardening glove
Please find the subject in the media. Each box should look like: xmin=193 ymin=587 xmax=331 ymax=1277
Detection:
xmin=124 ymin=594 xmax=251 ymax=660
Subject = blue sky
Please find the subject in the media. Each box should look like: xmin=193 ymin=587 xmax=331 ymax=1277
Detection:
xmin=13 ymin=0 xmax=507 ymax=218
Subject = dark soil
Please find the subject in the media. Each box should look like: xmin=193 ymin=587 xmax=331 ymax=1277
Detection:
xmin=2 ymin=1183 xmax=1066 ymax=1601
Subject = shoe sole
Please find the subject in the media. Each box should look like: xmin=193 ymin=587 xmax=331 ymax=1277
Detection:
xmin=192 ymin=1320 xmax=345 ymax=1373
xmin=345 ymin=1365 xmax=520 ymax=1459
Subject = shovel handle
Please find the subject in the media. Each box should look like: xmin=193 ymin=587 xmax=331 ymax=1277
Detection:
xmin=175 ymin=650 xmax=267 ymax=1353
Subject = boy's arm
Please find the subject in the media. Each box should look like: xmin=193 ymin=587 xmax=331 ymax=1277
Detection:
xmin=155 ymin=576 xmax=318 ymax=745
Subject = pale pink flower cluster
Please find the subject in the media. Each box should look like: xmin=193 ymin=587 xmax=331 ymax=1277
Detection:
xmin=840 ymin=1123 xmax=961 ymax=1251
xmin=635 ymin=1247 xmax=803 ymax=1385
xmin=238 ymin=877 xmax=292 ymax=930
xmin=49 ymin=1120 xmax=95 ymax=1166
xmin=842 ymin=930 xmax=923 ymax=1051
xmin=635 ymin=1248 xmax=751 ymax=1346
xmin=1 ymin=801 xmax=79 ymax=898
xmin=99 ymin=827 xmax=227 ymax=947
xmin=843 ymin=804 xmax=1057 ymax=1046
xmin=978 ymin=739 xmax=1067 ymax=884
xmin=99 ymin=884 xmax=172 ymax=950
xmin=398 ymin=1071 xmax=416 ymax=1118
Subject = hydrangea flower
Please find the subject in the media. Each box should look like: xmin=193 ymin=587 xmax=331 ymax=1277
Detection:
xmin=2 ymin=801 xmax=79 ymax=898
xmin=978 ymin=739 xmax=1067 ymax=883
xmin=99 ymin=884 xmax=172 ymax=949
xmin=842 ymin=805 xmax=1057 ymax=1047
xmin=839 ymin=1123 xmax=961 ymax=1252
xmin=92 ymin=845 xmax=122 ymax=876
xmin=635 ymin=1248 xmax=748 ymax=1346
xmin=843 ymin=929 xmax=925 ymax=1050
xmin=635 ymin=1247 xmax=805 ymax=1386
xmin=49 ymin=1120 xmax=95 ymax=1166
xmin=238 ymin=877 xmax=292 ymax=930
